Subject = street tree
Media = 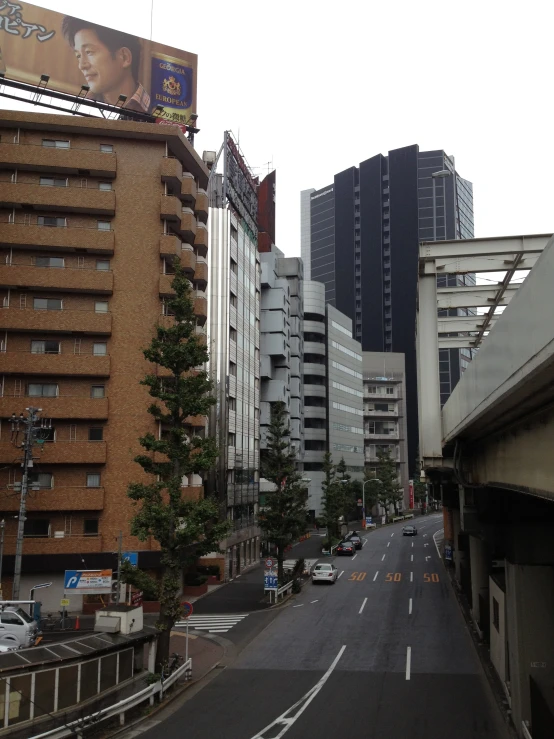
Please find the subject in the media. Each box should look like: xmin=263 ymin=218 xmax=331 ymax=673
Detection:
xmin=259 ymin=401 xmax=308 ymax=584
xmin=336 ymin=457 xmax=356 ymax=526
xmin=413 ymin=450 xmax=428 ymax=508
xmin=122 ymin=263 xmax=231 ymax=671
xmin=375 ymin=448 xmax=404 ymax=522
xmin=321 ymin=452 xmax=341 ymax=541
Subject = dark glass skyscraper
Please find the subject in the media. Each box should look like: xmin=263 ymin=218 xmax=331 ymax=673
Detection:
xmin=301 ymin=145 xmax=474 ymax=475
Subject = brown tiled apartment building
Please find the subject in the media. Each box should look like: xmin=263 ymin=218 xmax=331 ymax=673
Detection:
xmin=0 ymin=111 xmax=209 ymax=610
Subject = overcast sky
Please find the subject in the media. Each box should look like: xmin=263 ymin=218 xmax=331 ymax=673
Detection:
xmin=9 ymin=0 xmax=553 ymax=257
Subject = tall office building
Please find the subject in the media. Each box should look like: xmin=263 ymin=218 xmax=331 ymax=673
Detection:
xmin=303 ymin=281 xmax=364 ymax=517
xmin=0 ymin=111 xmax=209 ymax=609
xmin=208 ymin=133 xmax=261 ymax=580
xmin=301 ymin=146 xmax=474 ymax=475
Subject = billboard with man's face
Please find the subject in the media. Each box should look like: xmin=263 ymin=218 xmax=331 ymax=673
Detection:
xmin=0 ymin=0 xmax=197 ymax=124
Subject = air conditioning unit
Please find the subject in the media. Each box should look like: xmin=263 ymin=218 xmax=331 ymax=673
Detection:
xmin=492 ymin=559 xmax=505 ymax=569
xmin=54 ymin=531 xmax=65 ymax=538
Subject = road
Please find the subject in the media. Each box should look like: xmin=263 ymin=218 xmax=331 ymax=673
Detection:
xmin=134 ymin=514 xmax=510 ymax=739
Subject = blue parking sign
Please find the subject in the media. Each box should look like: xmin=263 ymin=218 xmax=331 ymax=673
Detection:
xmin=122 ymin=552 xmax=138 ymax=566
xmin=264 ymin=571 xmax=277 ymax=590
xmin=366 ymin=516 xmax=372 ymax=525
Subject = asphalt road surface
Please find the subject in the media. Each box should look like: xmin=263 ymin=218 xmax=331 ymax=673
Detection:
xmin=137 ymin=514 xmax=510 ymax=739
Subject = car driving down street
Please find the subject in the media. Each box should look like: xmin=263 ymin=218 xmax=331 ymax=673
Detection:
xmin=312 ymin=563 xmax=339 ymax=584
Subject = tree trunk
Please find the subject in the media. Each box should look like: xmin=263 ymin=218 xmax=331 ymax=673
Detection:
xmin=155 ymin=613 xmax=173 ymax=673
xmin=277 ymin=542 xmax=284 ymax=585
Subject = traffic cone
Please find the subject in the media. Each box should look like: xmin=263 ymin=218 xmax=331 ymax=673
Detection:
xmin=75 ymin=615 xmax=80 ymax=631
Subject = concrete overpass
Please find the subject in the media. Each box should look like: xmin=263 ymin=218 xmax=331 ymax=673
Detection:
xmin=417 ymin=233 xmax=554 ymax=739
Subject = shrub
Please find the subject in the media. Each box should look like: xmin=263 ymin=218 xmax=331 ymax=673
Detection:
xmin=292 ymin=579 xmax=301 ymax=594
xmin=184 ymin=573 xmax=208 ymax=587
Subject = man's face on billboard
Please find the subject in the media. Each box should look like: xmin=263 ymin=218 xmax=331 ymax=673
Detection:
xmin=73 ymin=29 xmax=133 ymax=101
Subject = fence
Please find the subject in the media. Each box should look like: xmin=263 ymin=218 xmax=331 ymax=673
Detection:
xmin=268 ymin=580 xmax=294 ymax=605
xmin=28 ymin=658 xmax=192 ymax=739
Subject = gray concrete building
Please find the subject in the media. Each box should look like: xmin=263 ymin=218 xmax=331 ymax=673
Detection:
xmin=303 ymin=281 xmax=364 ymax=517
xmin=362 ymin=352 xmax=409 ymax=507
xmin=259 ymin=248 xmax=304 ymax=467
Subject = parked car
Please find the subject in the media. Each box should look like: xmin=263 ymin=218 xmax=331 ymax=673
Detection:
xmin=336 ymin=540 xmax=355 ymax=556
xmin=312 ymin=563 xmax=338 ymax=584
xmin=347 ymin=533 xmax=363 ymax=550
xmin=402 ymin=525 xmax=418 ymax=536
xmin=0 ymin=607 xmax=41 ymax=648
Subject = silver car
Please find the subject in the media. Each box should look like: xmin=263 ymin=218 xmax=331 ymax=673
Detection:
xmin=312 ymin=563 xmax=338 ymax=584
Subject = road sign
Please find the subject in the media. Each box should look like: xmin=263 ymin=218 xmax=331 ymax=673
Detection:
xmin=444 ymin=545 xmax=453 ymax=561
xmin=181 ymin=601 xmax=194 ymax=618
xmin=60 ymin=598 xmax=70 ymax=607
xmin=264 ymin=571 xmax=278 ymax=590
xmin=131 ymin=591 xmax=143 ymax=607
xmin=366 ymin=516 xmax=372 ymax=525
xmin=64 ymin=569 xmax=112 ymax=594
xmin=264 ymin=558 xmax=274 ymax=569
xmin=357 ymin=499 xmax=363 ymax=507
xmin=122 ymin=552 xmax=138 ymax=567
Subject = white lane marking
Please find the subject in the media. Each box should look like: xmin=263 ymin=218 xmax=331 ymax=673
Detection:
xmin=373 ymin=571 xmax=379 ymax=581
xmin=359 ymin=597 xmax=368 ymax=615
xmin=311 ymin=600 xmax=318 ymax=604
xmin=406 ymin=646 xmax=412 ymax=680
xmin=293 ymin=604 xmax=304 ymax=608
xmin=409 ymin=598 xmax=413 ymax=615
xmin=338 ymin=570 xmax=344 ymax=579
xmin=362 ymin=539 xmax=368 ymax=547
xmin=433 ymin=527 xmax=444 ymax=558
xmin=387 ymin=542 xmax=391 ymax=547
xmin=352 ymin=553 xmax=358 ymax=561
xmin=411 ymin=554 xmax=414 ymax=562
xmin=391 ymin=532 xmax=395 ymax=537
xmin=250 ymin=646 xmax=347 ymax=738
xmin=381 ymin=554 xmax=386 ymax=561
xmin=411 ymin=541 xmax=414 ymax=548
xmin=410 ymin=571 xmax=413 ymax=582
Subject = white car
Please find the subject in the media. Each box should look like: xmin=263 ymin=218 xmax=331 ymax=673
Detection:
xmin=312 ymin=563 xmax=338 ymax=584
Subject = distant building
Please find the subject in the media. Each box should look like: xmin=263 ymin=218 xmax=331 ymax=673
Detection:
xmin=362 ymin=352 xmax=409 ymax=508
xmin=303 ymin=281 xmax=364 ymax=517
xmin=301 ymin=145 xmax=474 ymax=476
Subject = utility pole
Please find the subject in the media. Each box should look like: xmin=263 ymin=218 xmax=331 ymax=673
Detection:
xmin=0 ymin=519 xmax=5 ymax=599
xmin=10 ymin=408 xmax=49 ymax=601
xmin=115 ymin=531 xmax=123 ymax=605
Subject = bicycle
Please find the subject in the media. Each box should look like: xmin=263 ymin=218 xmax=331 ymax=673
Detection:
xmin=160 ymin=652 xmax=184 ymax=682
xmin=41 ymin=611 xmax=73 ymax=631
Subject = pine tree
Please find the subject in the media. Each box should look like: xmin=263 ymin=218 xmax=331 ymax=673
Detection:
xmin=375 ymin=448 xmax=404 ymax=522
xmin=321 ymin=452 xmax=341 ymax=542
xmin=336 ymin=457 xmax=356 ymax=527
xmin=122 ymin=263 xmax=231 ymax=671
xmin=259 ymin=402 xmax=308 ymax=584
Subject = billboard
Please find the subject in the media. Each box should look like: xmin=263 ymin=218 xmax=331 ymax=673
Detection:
xmin=258 ymin=169 xmax=276 ymax=252
xmin=0 ymin=1 xmax=197 ymax=124
xmin=64 ymin=569 xmax=112 ymax=594
xmin=224 ymin=131 xmax=258 ymax=235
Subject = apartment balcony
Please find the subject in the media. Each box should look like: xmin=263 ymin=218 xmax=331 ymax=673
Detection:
xmin=181 ymin=485 xmax=203 ymax=502
xmin=305 ymin=341 xmax=326 ymax=356
xmin=159 ymin=234 xmax=181 ymax=259
xmin=304 ymin=406 xmax=326 ymax=420
xmin=0 ymin=142 xmax=117 ymax=178
xmin=304 ymin=362 xmax=326 ymax=377
xmin=0 ymin=351 xmax=111 ymax=376
xmin=0 ymin=307 xmax=112 ymax=335
xmin=195 ymin=189 xmax=208 ymax=223
xmin=160 ymin=194 xmax=182 ymax=223
xmin=36 ymin=441 xmax=107 ymax=464
xmin=304 ymin=384 xmax=326 ymax=398
xmin=179 ymin=209 xmax=197 ymax=244
xmin=181 ymin=246 xmax=196 ymax=276
xmin=0 ymin=487 xmax=105 ymax=512
xmin=304 ymin=319 xmax=326 ymax=336
xmin=161 ymin=156 xmax=183 ymax=188
xmin=194 ymin=293 xmax=208 ymax=325
xmin=194 ymin=223 xmax=208 ymax=257
xmin=364 ymin=409 xmax=399 ymax=418
xmin=194 ymin=258 xmax=207 ymax=286
xmin=304 ymin=450 xmax=326 ymax=464
xmin=0 ymin=222 xmax=115 ymax=253
xmin=364 ymin=391 xmax=398 ymax=400
xmin=304 ymin=428 xmax=326 ymax=442
xmin=7 ymin=535 xmax=104 ymax=556
xmin=365 ymin=432 xmax=399 ymax=441
xmin=180 ymin=174 xmax=197 ymax=207
xmin=159 ymin=273 xmax=175 ymax=297
xmin=184 ymin=415 xmax=207 ymax=428
xmin=0 ymin=396 xmax=108 ymax=420
xmin=0 ymin=182 xmax=115 ymax=216
xmin=0 ymin=264 xmax=113 ymax=294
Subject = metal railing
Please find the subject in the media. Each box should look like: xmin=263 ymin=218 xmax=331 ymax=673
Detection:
xmin=29 ymin=658 xmax=192 ymax=738
xmin=522 ymin=721 xmax=533 ymax=739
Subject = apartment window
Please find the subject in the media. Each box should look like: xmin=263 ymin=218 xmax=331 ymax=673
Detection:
xmin=40 ymin=176 xmax=68 ymax=188
xmin=31 ymin=340 xmax=60 ymax=354
xmin=93 ymin=342 xmax=107 ymax=356
xmin=100 ymin=144 xmax=113 ymax=153
xmin=230 ymin=260 xmax=238 ymax=274
xmin=230 ymin=293 xmax=237 ymax=307
xmin=95 ymin=301 xmax=109 ymax=313
xmin=29 ymin=472 xmax=53 ymax=489
xmin=162 ymin=300 xmax=175 ymax=316
xmin=84 ymin=518 xmax=99 ymax=536
xmin=90 ymin=385 xmax=105 ymax=398
xmin=28 ymin=383 xmax=58 ymax=397
xmin=88 ymin=427 xmax=103 ymax=441
xmin=96 ymin=260 xmax=110 ymax=271
xmin=35 ymin=256 xmax=64 ymax=268
xmin=229 ymin=362 xmax=237 ymax=377
xmin=42 ymin=139 xmax=70 ymax=149
xmin=33 ymin=297 xmax=62 ymax=311
xmin=228 ymin=397 xmax=236 ymax=411
xmin=86 ymin=473 xmax=101 ymax=488
xmin=492 ymin=597 xmax=500 ymax=631
xmin=24 ymin=519 xmax=50 ymax=537
xmin=386 ymin=387 xmax=394 ymax=395
xmin=229 ymin=328 xmax=237 ymax=342
xmin=99 ymin=182 xmax=112 ymax=191
xmin=37 ymin=216 xmax=67 ymax=228
xmin=228 ymin=433 xmax=236 ymax=446
xmin=97 ymin=220 xmax=111 ymax=231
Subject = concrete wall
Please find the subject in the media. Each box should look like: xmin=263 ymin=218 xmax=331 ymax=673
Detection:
xmin=489 ymin=576 xmax=506 ymax=685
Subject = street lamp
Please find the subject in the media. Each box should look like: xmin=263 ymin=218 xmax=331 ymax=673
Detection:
xmin=362 ymin=478 xmax=382 ymax=528
xmin=431 ymin=170 xmax=451 ymax=242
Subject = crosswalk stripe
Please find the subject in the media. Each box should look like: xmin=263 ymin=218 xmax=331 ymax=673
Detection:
xmin=174 ymin=613 xmax=249 ymax=633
